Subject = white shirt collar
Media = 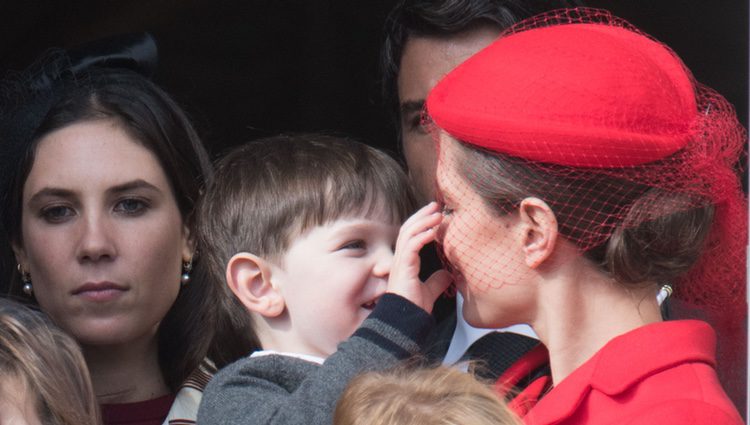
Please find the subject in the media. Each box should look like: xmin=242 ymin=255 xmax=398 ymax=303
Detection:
xmin=250 ymin=350 xmax=326 ymax=365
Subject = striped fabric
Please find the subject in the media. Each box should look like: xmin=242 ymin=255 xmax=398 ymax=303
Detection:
xmin=164 ymin=360 xmax=215 ymax=425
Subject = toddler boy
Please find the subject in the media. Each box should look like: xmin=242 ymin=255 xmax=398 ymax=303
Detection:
xmin=196 ymin=134 xmax=450 ymax=424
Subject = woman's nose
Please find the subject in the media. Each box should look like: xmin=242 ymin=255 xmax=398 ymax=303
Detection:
xmin=76 ymin=213 xmax=117 ymax=262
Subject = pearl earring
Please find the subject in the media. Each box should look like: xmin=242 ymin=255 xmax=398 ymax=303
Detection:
xmin=18 ymin=264 xmax=32 ymax=296
xmin=656 ymin=284 xmax=673 ymax=306
xmin=181 ymin=260 xmax=193 ymax=286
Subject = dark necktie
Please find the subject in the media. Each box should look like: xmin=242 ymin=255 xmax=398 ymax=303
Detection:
xmin=459 ymin=331 xmax=541 ymax=381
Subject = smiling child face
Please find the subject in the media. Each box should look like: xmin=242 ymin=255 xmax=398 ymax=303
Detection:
xmin=271 ymin=208 xmax=399 ymax=358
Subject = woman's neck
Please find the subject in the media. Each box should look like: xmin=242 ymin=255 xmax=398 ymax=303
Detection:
xmin=532 ymin=262 xmax=662 ymax=385
xmin=84 ymin=333 xmax=170 ymax=404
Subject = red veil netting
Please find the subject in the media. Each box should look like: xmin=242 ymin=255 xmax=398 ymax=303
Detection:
xmin=425 ymin=8 xmax=747 ymax=408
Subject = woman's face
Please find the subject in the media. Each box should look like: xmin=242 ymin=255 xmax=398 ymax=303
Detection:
xmin=435 ymin=136 xmax=536 ymax=328
xmin=14 ymin=119 xmax=190 ymax=347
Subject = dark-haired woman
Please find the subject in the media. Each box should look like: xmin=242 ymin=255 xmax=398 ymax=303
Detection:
xmin=423 ymin=9 xmax=745 ymax=425
xmin=0 ymin=41 xmax=254 ymax=424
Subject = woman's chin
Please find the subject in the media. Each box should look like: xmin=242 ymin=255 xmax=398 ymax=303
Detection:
xmin=66 ymin=320 xmax=158 ymax=348
xmin=460 ymin=303 xmax=493 ymax=329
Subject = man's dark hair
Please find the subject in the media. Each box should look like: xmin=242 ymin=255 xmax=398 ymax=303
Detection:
xmin=381 ymin=0 xmax=582 ymax=119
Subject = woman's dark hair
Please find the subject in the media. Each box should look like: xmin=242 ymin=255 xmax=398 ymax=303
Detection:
xmin=454 ymin=141 xmax=714 ymax=287
xmin=0 ymin=67 xmax=252 ymax=389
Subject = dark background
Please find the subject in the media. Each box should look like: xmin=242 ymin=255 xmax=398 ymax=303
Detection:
xmin=1 ymin=1 xmax=747 ymax=161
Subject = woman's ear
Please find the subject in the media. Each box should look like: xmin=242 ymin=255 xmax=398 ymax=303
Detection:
xmin=226 ymin=253 xmax=285 ymax=318
xmin=181 ymin=225 xmax=195 ymax=262
xmin=518 ymin=197 xmax=558 ymax=269
xmin=11 ymin=240 xmax=27 ymax=268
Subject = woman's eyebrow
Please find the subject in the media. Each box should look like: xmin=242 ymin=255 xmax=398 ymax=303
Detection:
xmin=107 ymin=179 xmax=161 ymax=195
xmin=27 ymin=180 xmax=163 ymax=207
xmin=28 ymin=187 xmax=76 ymax=205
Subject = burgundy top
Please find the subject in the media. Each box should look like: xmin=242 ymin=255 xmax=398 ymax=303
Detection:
xmin=101 ymin=393 xmax=176 ymax=425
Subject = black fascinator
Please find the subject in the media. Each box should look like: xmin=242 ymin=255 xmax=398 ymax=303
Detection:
xmin=27 ymin=32 xmax=157 ymax=92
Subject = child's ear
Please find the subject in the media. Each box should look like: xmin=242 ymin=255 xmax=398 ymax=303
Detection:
xmin=226 ymin=253 xmax=285 ymax=318
xmin=518 ymin=197 xmax=558 ymax=269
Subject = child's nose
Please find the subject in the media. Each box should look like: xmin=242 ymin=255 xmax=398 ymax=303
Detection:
xmin=372 ymin=246 xmax=393 ymax=278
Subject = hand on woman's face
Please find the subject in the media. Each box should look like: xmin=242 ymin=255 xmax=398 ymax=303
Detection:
xmin=14 ymin=120 xmax=190 ymax=347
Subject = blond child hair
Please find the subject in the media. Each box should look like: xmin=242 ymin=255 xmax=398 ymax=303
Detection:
xmin=334 ymin=365 xmax=521 ymax=425
xmin=0 ymin=299 xmax=100 ymax=425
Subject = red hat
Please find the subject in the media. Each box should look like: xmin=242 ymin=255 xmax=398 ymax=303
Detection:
xmin=427 ymin=13 xmax=697 ymax=167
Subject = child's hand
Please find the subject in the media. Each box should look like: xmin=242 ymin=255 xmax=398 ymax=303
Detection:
xmin=387 ymin=202 xmax=452 ymax=313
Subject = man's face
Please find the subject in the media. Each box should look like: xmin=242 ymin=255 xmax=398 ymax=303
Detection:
xmin=397 ymin=26 xmax=501 ymax=204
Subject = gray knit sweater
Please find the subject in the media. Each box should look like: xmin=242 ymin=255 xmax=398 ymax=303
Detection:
xmin=196 ymin=294 xmax=434 ymax=425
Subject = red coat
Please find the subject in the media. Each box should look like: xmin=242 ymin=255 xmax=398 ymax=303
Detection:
xmin=522 ymin=320 xmax=742 ymax=425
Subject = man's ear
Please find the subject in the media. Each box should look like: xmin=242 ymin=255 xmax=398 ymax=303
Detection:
xmin=518 ymin=197 xmax=558 ymax=269
xmin=226 ymin=253 xmax=285 ymax=318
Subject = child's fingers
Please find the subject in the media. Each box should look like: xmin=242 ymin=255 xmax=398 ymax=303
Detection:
xmin=386 ymin=268 xmax=451 ymax=314
xmin=396 ymin=211 xmax=442 ymax=252
xmin=387 ymin=202 xmax=448 ymax=313
xmin=406 ymin=210 xmax=442 ymax=234
xmin=391 ymin=208 xmax=442 ymax=290
xmin=400 ymin=202 xmax=440 ymax=230
xmin=397 ymin=215 xmax=440 ymax=249
xmin=422 ymin=270 xmax=453 ymax=312
xmin=403 ymin=226 xmax=437 ymax=254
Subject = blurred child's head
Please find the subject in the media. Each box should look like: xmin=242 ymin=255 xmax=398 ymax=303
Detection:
xmin=334 ymin=364 xmax=521 ymax=425
xmin=198 ymin=134 xmax=416 ymax=357
xmin=0 ymin=299 xmax=100 ymax=425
